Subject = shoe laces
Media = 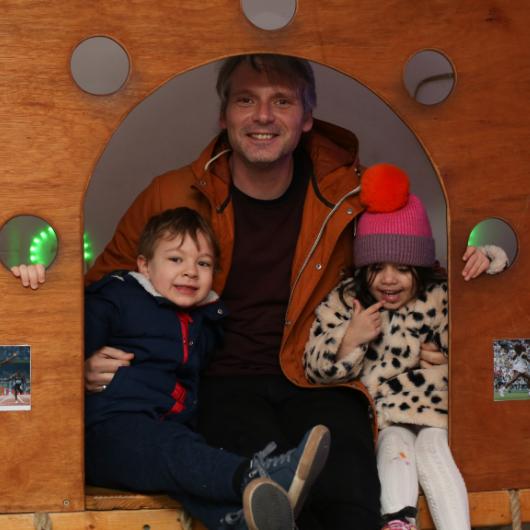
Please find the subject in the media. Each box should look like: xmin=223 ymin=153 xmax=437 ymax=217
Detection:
xmin=249 ymin=442 xmax=295 ymax=478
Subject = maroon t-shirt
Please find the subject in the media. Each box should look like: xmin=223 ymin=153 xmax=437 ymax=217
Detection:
xmin=207 ymin=151 xmax=310 ymax=375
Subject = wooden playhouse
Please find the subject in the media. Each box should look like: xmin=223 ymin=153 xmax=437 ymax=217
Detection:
xmin=1 ymin=1 xmax=529 ymax=528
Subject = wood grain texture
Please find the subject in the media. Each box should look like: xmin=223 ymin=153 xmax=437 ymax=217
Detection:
xmin=85 ymin=486 xmax=181 ymax=511
xmin=418 ymin=489 xmax=530 ymax=528
xmin=0 ymin=509 xmax=206 ymax=530
xmin=0 ymin=0 xmax=528 ymax=513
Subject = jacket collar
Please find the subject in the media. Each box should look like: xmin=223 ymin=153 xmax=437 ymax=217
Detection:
xmin=190 ymin=119 xmax=361 ymax=211
xmin=128 ymin=272 xmax=220 ymax=307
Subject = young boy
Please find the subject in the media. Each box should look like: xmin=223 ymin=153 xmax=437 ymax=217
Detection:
xmin=83 ymin=207 xmax=330 ymax=530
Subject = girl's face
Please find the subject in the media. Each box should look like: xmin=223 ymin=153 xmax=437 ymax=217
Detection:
xmin=367 ymin=263 xmax=417 ymax=310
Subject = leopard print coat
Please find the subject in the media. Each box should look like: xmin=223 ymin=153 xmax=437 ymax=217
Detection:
xmin=303 ymin=277 xmax=449 ymax=430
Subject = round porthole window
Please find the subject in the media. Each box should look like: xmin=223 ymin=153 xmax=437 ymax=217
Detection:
xmin=71 ymin=36 xmax=130 ymax=95
xmin=468 ymin=217 xmax=518 ymax=269
xmin=403 ymin=50 xmax=455 ymax=105
xmin=241 ymin=0 xmax=297 ymax=30
xmin=0 ymin=215 xmax=58 ymax=270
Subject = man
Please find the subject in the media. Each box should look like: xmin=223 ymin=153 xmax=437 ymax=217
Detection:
xmin=14 ymin=54 xmax=490 ymax=529
xmin=86 ymin=54 xmax=382 ymax=528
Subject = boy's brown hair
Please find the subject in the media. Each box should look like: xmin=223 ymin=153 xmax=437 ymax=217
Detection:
xmin=138 ymin=207 xmax=220 ymax=267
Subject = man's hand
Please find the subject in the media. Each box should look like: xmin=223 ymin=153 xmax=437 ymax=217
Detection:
xmin=461 ymin=246 xmax=490 ymax=281
xmin=338 ymin=300 xmax=383 ymax=359
xmin=85 ymin=346 xmax=134 ymax=393
xmin=420 ymin=341 xmax=447 ymax=369
xmin=11 ymin=264 xmax=46 ymax=289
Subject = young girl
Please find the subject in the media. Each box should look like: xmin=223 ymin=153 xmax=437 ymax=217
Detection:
xmin=303 ymin=164 xmax=508 ymax=530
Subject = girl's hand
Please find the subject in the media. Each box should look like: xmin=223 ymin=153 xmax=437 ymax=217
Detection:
xmin=338 ymin=299 xmax=383 ymax=359
xmin=462 ymin=246 xmax=490 ymax=281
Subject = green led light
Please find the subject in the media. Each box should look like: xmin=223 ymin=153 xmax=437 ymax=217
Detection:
xmin=28 ymin=227 xmax=94 ymax=267
xmin=83 ymin=233 xmax=94 ymax=262
xmin=468 ymin=225 xmax=481 ymax=247
xmin=29 ymin=226 xmax=57 ymax=267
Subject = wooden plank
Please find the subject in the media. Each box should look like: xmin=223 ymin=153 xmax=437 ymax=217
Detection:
xmin=0 ymin=0 xmax=528 ymax=511
xmin=85 ymin=486 xmax=181 ymax=511
xmin=3 ymin=489 xmax=529 ymax=529
xmin=522 ymin=489 xmax=530 ymax=522
xmin=0 ymin=509 xmax=206 ymax=530
xmin=418 ymin=489 xmax=530 ymax=529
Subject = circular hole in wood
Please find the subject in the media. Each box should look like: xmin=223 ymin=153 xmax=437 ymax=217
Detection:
xmin=241 ymin=0 xmax=297 ymax=30
xmin=468 ymin=217 xmax=518 ymax=269
xmin=71 ymin=36 xmax=130 ymax=95
xmin=403 ymin=50 xmax=455 ymax=105
xmin=0 ymin=215 xmax=58 ymax=270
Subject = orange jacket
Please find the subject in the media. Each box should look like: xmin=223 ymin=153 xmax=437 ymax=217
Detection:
xmin=86 ymin=119 xmax=371 ymax=400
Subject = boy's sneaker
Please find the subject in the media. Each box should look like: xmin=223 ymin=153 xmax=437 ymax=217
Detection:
xmin=382 ymin=520 xmax=417 ymax=530
xmin=222 ymin=477 xmax=294 ymax=530
xmin=246 ymin=425 xmax=331 ymax=517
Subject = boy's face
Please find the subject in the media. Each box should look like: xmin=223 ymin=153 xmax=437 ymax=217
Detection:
xmin=368 ymin=262 xmax=416 ymax=310
xmin=137 ymin=231 xmax=214 ymax=308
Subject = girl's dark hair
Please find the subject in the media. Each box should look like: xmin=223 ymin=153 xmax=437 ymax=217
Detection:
xmin=353 ymin=264 xmax=446 ymax=308
xmin=138 ymin=207 xmax=220 ymax=268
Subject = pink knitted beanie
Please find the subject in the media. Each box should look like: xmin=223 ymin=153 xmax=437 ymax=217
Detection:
xmin=353 ymin=164 xmax=436 ymax=268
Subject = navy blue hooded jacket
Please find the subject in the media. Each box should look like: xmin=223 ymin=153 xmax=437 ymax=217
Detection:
xmin=84 ymin=271 xmax=225 ymax=428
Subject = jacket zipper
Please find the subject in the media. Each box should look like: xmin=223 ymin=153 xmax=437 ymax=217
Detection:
xmin=195 ymin=154 xmax=361 ymax=323
xmin=167 ymin=311 xmax=193 ymax=416
xmin=286 ymin=186 xmax=361 ymax=311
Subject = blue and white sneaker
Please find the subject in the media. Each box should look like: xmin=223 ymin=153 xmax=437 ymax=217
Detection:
xmin=222 ymin=477 xmax=294 ymax=530
xmin=246 ymin=425 xmax=331 ymax=517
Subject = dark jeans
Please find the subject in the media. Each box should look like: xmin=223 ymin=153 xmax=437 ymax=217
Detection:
xmin=85 ymin=413 xmax=246 ymax=529
xmin=197 ymin=374 xmax=381 ymax=530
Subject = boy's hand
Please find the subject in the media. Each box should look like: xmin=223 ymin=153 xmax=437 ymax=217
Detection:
xmin=462 ymin=246 xmax=489 ymax=281
xmin=11 ymin=264 xmax=46 ymax=289
xmin=85 ymin=346 xmax=134 ymax=393
xmin=338 ymin=300 xmax=383 ymax=359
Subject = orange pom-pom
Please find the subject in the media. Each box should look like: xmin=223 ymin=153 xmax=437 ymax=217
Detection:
xmin=360 ymin=163 xmax=410 ymax=213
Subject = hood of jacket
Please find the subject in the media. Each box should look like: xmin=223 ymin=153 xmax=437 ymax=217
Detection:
xmin=188 ymin=118 xmax=361 ymax=212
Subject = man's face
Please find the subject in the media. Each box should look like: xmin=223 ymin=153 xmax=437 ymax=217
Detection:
xmin=219 ymin=62 xmax=313 ymax=168
xmin=137 ymin=232 xmax=214 ymax=308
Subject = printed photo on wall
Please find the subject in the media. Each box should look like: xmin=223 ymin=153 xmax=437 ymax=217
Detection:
xmin=0 ymin=345 xmax=31 ymax=411
xmin=494 ymin=339 xmax=530 ymax=402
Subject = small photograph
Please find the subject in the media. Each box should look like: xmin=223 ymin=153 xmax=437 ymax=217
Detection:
xmin=0 ymin=345 xmax=31 ymax=411
xmin=493 ymin=338 xmax=530 ymax=402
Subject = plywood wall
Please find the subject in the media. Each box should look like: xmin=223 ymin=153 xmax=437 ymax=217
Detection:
xmin=0 ymin=0 xmax=528 ymax=512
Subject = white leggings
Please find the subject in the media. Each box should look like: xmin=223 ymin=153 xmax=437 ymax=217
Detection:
xmin=377 ymin=425 xmax=470 ymax=530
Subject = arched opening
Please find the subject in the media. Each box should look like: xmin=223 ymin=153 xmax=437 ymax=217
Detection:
xmin=83 ymin=58 xmax=448 ymax=270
